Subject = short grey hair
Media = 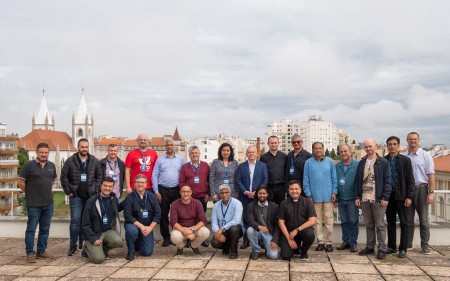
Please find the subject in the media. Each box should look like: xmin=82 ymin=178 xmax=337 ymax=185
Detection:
xmin=218 ymin=184 xmax=231 ymax=193
xmin=189 ymin=145 xmax=199 ymax=153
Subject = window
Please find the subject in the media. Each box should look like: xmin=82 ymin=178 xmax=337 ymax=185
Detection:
xmin=77 ymin=128 xmax=83 ymax=137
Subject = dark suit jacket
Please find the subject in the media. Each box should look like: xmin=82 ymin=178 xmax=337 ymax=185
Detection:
xmin=236 ymin=160 xmax=268 ymax=205
xmin=246 ymin=200 xmax=280 ymax=244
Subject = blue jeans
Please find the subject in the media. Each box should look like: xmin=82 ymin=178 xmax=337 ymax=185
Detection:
xmin=25 ymin=204 xmax=54 ymax=255
xmin=69 ymin=196 xmax=86 ymax=248
xmin=125 ymin=223 xmax=154 ymax=256
xmin=338 ymin=199 xmax=359 ymax=245
xmin=246 ymin=227 xmax=279 ymax=259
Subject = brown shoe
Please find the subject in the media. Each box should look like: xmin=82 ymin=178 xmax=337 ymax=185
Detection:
xmin=176 ymin=248 xmax=183 ymax=255
xmin=336 ymin=243 xmax=350 ymax=250
xmin=350 ymin=244 xmax=358 ymax=252
xmin=36 ymin=252 xmax=54 ymax=259
xmin=26 ymin=255 xmax=36 ymax=263
xmin=315 ymin=244 xmax=325 ymax=251
xmin=192 ymin=248 xmax=201 ymax=255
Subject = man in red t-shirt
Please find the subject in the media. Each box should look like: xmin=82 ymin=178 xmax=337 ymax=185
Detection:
xmin=125 ymin=133 xmax=158 ymax=194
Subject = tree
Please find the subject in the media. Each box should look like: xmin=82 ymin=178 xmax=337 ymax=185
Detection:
xmin=352 ymin=140 xmax=356 ymax=144
xmin=330 ymin=148 xmax=337 ymax=158
xmin=336 ymin=145 xmax=340 ymax=156
xmin=18 ymin=148 xmax=29 ymax=175
xmin=325 ymin=148 xmax=330 ymax=157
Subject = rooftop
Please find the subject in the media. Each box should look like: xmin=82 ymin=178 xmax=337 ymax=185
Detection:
xmin=0 ymin=238 xmax=449 ymax=280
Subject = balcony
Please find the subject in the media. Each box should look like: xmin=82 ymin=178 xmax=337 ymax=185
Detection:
xmin=0 ymin=149 xmax=18 ymax=155
xmin=0 ymin=159 xmax=19 ymax=168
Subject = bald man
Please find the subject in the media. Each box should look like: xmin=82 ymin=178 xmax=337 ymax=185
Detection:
xmin=355 ymin=138 xmax=391 ymax=259
xmin=125 ymin=133 xmax=158 ymax=194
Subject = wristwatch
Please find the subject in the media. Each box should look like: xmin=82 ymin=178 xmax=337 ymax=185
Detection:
xmin=191 ymin=227 xmax=196 ymax=233
xmin=429 ymin=190 xmax=434 ymax=194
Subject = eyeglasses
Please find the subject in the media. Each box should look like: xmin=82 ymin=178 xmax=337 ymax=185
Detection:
xmin=220 ymin=191 xmax=230 ymax=195
xmin=292 ymin=141 xmax=301 ymax=144
xmin=135 ymin=181 xmax=147 ymax=185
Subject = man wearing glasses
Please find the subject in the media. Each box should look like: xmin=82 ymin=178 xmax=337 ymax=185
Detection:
xmin=285 ymin=135 xmax=312 ymax=196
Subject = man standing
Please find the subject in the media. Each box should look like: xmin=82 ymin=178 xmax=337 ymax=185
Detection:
xmin=81 ymin=177 xmax=123 ymax=264
xmin=260 ymin=136 xmax=287 ymax=205
xmin=236 ymin=145 xmax=268 ymax=249
xmin=285 ymin=135 xmax=312 ymax=196
xmin=246 ymin=185 xmax=280 ymax=260
xmin=356 ymin=138 xmax=391 ymax=259
xmin=123 ymin=175 xmax=161 ymax=260
xmin=303 ymin=142 xmax=337 ymax=252
xmin=125 ymin=133 xmax=158 ymax=194
xmin=335 ymin=144 xmax=359 ymax=252
xmin=170 ymin=185 xmax=210 ymax=255
xmin=18 ymin=143 xmax=56 ymax=263
xmin=278 ymin=180 xmax=316 ymax=261
xmin=405 ymin=132 xmax=435 ymax=255
xmin=61 ymin=138 xmax=102 ymax=256
xmin=385 ymin=136 xmax=415 ymax=258
xmin=99 ymin=144 xmax=126 ymax=200
xmin=211 ymin=184 xmax=244 ymax=259
xmin=152 ymin=139 xmax=185 ymax=247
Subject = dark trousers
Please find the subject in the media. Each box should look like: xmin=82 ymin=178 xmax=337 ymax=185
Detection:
xmin=211 ymin=225 xmax=243 ymax=254
xmin=386 ymin=194 xmax=414 ymax=251
xmin=280 ymin=227 xmax=315 ymax=260
xmin=408 ymin=184 xmax=430 ymax=247
xmin=268 ymin=183 xmax=286 ymax=205
xmin=159 ymin=185 xmax=180 ymax=240
xmin=193 ymin=196 xmax=208 ymax=213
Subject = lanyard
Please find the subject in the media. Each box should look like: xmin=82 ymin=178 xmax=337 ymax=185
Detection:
xmin=341 ymin=161 xmax=353 ymax=177
xmin=80 ymin=161 xmax=87 ymax=173
xmin=107 ymin=160 xmax=117 ymax=173
xmin=99 ymin=195 xmax=111 ymax=215
xmin=134 ymin=191 xmax=147 ymax=209
xmin=138 ymin=149 xmax=147 ymax=160
xmin=290 ymin=151 xmax=301 ymax=167
xmin=221 ymin=161 xmax=229 ymax=178
xmin=221 ymin=198 xmax=231 ymax=219
xmin=190 ymin=161 xmax=200 ymax=175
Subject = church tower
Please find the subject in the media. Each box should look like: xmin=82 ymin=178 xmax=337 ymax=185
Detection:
xmin=32 ymin=87 xmax=55 ymax=131
xmin=72 ymin=89 xmax=94 ymax=152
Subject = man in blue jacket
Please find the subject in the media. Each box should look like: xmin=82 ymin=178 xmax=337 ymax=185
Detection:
xmin=335 ymin=144 xmax=359 ymax=252
xmin=356 ymin=138 xmax=391 ymax=259
xmin=303 ymin=142 xmax=337 ymax=252
xmin=235 ymin=146 xmax=268 ymax=249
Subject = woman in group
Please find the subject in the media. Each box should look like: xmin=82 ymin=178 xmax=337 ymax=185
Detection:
xmin=209 ymin=143 xmax=239 ymax=202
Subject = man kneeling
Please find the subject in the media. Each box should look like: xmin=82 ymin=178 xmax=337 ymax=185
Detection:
xmin=170 ymin=185 xmax=210 ymax=255
xmin=81 ymin=177 xmax=123 ymax=264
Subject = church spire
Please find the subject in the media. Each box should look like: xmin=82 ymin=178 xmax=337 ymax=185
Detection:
xmin=33 ymin=87 xmax=54 ymax=130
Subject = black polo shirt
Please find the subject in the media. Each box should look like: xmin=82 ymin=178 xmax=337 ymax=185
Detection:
xmin=277 ymin=196 xmax=316 ymax=232
xmin=19 ymin=160 xmax=57 ymax=207
xmin=260 ymin=151 xmax=287 ymax=185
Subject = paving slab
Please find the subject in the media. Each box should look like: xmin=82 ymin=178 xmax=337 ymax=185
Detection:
xmin=12 ymin=277 xmax=59 ymax=281
xmin=151 ymin=268 xmax=202 ymax=280
xmin=246 ymin=260 xmax=288 ymax=271
xmin=123 ymin=257 xmax=169 ymax=268
xmin=0 ymin=277 xmax=17 ymax=281
xmin=172 ymin=251 xmax=214 ymax=260
xmin=290 ymin=262 xmax=333 ymax=273
xmin=300 ymin=253 xmax=330 ymax=263
xmin=47 ymin=256 xmax=89 ymax=266
xmin=85 ymin=257 xmax=129 ymax=267
xmin=24 ymin=265 xmax=78 ymax=277
xmin=367 ymin=255 xmax=416 ymax=265
xmin=64 ymin=265 xmax=120 ymax=278
xmin=374 ymin=264 xmax=425 ymax=275
xmin=58 ymin=277 xmax=105 ymax=281
xmin=197 ymin=269 xmax=245 ymax=281
xmin=205 ymin=259 xmax=248 ymax=271
xmin=243 ymin=270 xmax=289 ymax=281
xmin=164 ymin=258 xmax=208 ymax=269
xmin=332 ymin=263 xmax=378 ymax=274
xmin=420 ymin=265 xmax=450 ymax=277
xmin=383 ymin=275 xmax=433 ymax=281
xmin=108 ymin=267 xmax=158 ymax=279
xmin=335 ymin=273 xmax=384 ymax=281
xmin=0 ymin=265 xmax=38 ymax=276
xmin=410 ymin=256 xmax=450 ymax=267
xmin=290 ymin=272 xmax=337 ymax=281
xmin=0 ymin=255 xmax=20 ymax=265
xmin=328 ymin=254 xmax=371 ymax=264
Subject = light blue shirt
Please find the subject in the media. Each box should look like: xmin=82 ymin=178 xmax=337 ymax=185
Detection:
xmin=152 ymin=154 xmax=185 ymax=193
xmin=211 ymin=198 xmax=244 ymax=232
xmin=303 ymin=156 xmax=338 ymax=202
xmin=404 ymin=148 xmax=435 ymax=185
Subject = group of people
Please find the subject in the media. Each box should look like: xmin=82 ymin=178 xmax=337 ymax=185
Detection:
xmin=18 ymin=131 xmax=434 ymax=264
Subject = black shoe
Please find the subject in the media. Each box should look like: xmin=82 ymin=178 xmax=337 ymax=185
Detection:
xmin=104 ymin=251 xmax=110 ymax=260
xmin=162 ymin=239 xmax=171 ymax=247
xmin=222 ymin=248 xmax=230 ymax=255
xmin=126 ymin=253 xmax=134 ymax=261
xmin=315 ymin=244 xmax=325 ymax=251
xmin=240 ymin=239 xmax=249 ymax=249
xmin=377 ymin=250 xmax=386 ymax=259
xmin=185 ymin=240 xmax=192 ymax=248
xmin=336 ymin=243 xmax=350 ymax=250
xmin=386 ymin=247 xmax=397 ymax=254
xmin=67 ymin=246 xmax=77 ymax=256
xmin=398 ymin=250 xmax=407 ymax=258
xmin=300 ymin=253 xmax=309 ymax=261
xmin=359 ymin=247 xmax=375 ymax=256
xmin=80 ymin=248 xmax=88 ymax=258
xmin=250 ymin=251 xmax=259 ymax=260
xmin=78 ymin=243 xmax=83 ymax=250
xmin=325 ymin=244 xmax=334 ymax=252
xmin=192 ymin=248 xmax=201 ymax=255
xmin=176 ymin=248 xmax=184 ymax=255
xmin=229 ymin=253 xmax=238 ymax=259
xmin=201 ymin=240 xmax=209 ymax=247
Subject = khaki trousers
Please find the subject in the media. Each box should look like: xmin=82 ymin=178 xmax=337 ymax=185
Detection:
xmin=85 ymin=230 xmax=123 ymax=264
xmin=314 ymin=202 xmax=334 ymax=244
xmin=170 ymin=226 xmax=210 ymax=249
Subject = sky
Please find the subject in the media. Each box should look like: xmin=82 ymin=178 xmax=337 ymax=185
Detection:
xmin=1 ymin=0 xmax=450 ymax=146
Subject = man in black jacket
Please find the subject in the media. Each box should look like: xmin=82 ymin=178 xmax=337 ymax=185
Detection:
xmin=384 ymin=136 xmax=415 ymax=258
xmin=99 ymin=144 xmax=126 ymax=200
xmin=61 ymin=138 xmax=102 ymax=256
xmin=81 ymin=177 xmax=122 ymax=264
xmin=285 ymin=135 xmax=312 ymax=196
xmin=246 ymin=185 xmax=280 ymax=260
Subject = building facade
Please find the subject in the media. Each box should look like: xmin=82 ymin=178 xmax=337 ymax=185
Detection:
xmin=0 ymin=123 xmax=20 ymax=215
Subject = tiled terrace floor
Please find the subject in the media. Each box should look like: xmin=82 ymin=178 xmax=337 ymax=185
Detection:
xmin=0 ymin=238 xmax=449 ymax=280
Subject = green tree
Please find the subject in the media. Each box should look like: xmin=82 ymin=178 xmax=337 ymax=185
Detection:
xmin=325 ymin=148 xmax=330 ymax=157
xmin=330 ymin=148 xmax=336 ymax=158
xmin=336 ymin=145 xmax=340 ymax=156
xmin=352 ymin=139 xmax=356 ymax=144
xmin=18 ymin=148 xmax=29 ymax=175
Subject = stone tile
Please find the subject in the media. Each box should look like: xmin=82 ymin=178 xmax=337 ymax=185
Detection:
xmin=409 ymin=256 xmax=450 ymax=267
xmin=0 ymin=276 xmax=17 ymax=281
xmin=172 ymin=251 xmax=214 ymax=260
xmin=211 ymin=251 xmax=249 ymax=260
xmin=300 ymin=253 xmax=330 ymax=263
xmin=197 ymin=269 xmax=245 ymax=281
xmin=164 ymin=259 xmax=208 ymax=269
xmin=123 ymin=257 xmax=169 ymax=268
xmin=328 ymin=254 xmax=371 ymax=264
xmin=12 ymin=278 xmax=59 ymax=281
xmin=0 ymin=255 xmax=20 ymax=265
xmin=247 ymin=260 xmax=288 ymax=271
xmin=375 ymin=264 xmax=425 ymax=275
xmin=336 ymin=273 xmax=384 ymax=281
xmin=383 ymin=275 xmax=433 ymax=281
xmin=104 ymin=279 xmax=148 ymax=281
xmin=205 ymin=259 xmax=248 ymax=271
xmin=7 ymin=256 xmax=58 ymax=266
xmin=432 ymin=277 xmax=450 ymax=281
xmin=291 ymin=272 xmax=337 ymax=281
xmin=58 ymin=277 xmax=105 ymax=281
xmin=290 ymin=262 xmax=333 ymax=273
xmin=152 ymin=268 xmax=201 ymax=280
xmin=0 ymin=265 xmax=38 ymax=276
xmin=85 ymin=257 xmax=128 ymax=267
xmin=332 ymin=263 xmax=378 ymax=274
xmin=368 ymin=255 xmax=416 ymax=265
xmin=24 ymin=265 xmax=78 ymax=277
xmin=420 ymin=265 xmax=450 ymax=277
xmin=108 ymin=267 xmax=158 ymax=279
xmin=243 ymin=271 xmax=289 ymax=281
xmin=0 ymin=247 xmax=25 ymax=256
xmin=65 ymin=265 xmax=120 ymax=278
xmin=47 ymin=256 xmax=89 ymax=266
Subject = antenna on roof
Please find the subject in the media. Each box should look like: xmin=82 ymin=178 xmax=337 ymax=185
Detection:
xmin=81 ymin=87 xmax=85 ymax=95
xmin=42 ymin=85 xmax=45 ymax=96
